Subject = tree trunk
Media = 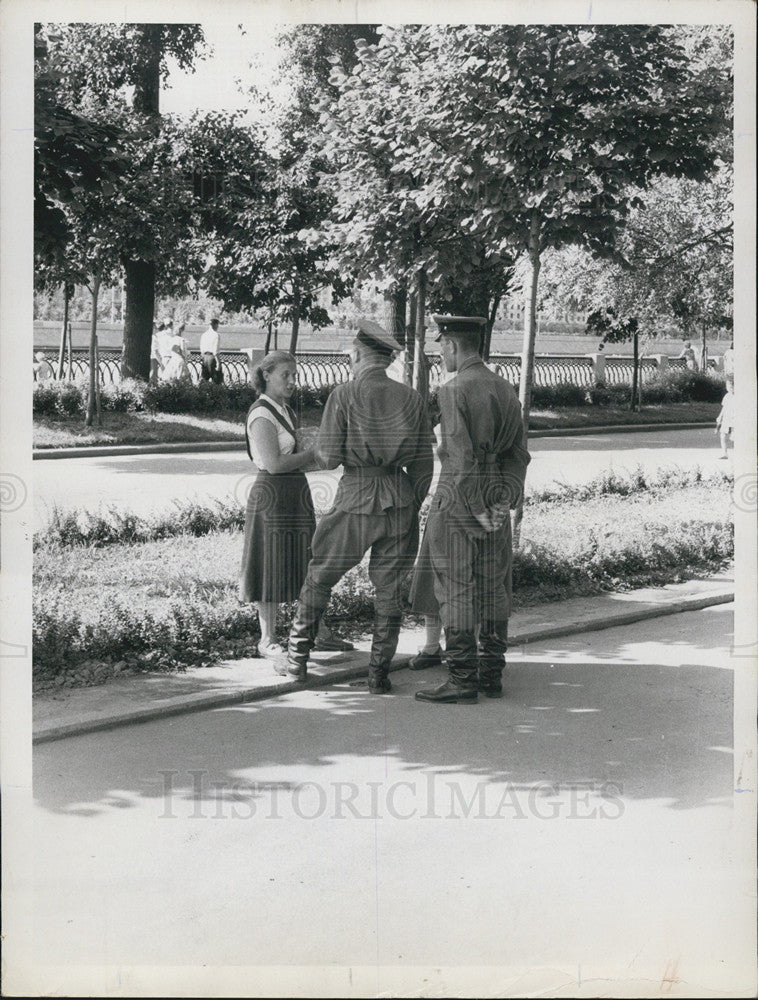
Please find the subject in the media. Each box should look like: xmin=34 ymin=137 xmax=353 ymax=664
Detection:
xmin=701 ymin=320 xmax=708 ymax=372
xmin=412 ymin=269 xmax=427 ymax=398
xmin=264 ymin=320 xmax=272 ymax=355
xmin=94 ymin=335 xmax=102 ymax=425
xmin=288 ymin=283 xmax=301 ymax=354
xmin=513 ymin=214 xmax=542 ymax=547
xmin=132 ymin=24 xmax=161 ymax=115
xmin=482 ymin=294 xmax=501 ymax=362
xmin=631 ymin=327 xmax=639 ymax=412
xmin=122 ymin=24 xmax=161 ymax=381
xmin=66 ymin=318 xmax=73 ymax=380
xmin=57 ymin=281 xmax=70 ymax=379
xmin=406 ymin=290 xmax=416 ymax=384
xmin=384 ymin=283 xmax=409 ymax=383
xmin=121 ymin=259 xmax=155 ymax=380
xmin=85 ymin=276 xmax=101 ymax=427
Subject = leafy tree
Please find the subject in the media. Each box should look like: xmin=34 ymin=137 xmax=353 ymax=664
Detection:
xmin=373 ymin=24 xmax=729 ymax=539
xmin=586 ymin=308 xmax=642 ymax=410
xmin=40 ymin=23 xmax=208 ymax=377
xmin=236 ymin=24 xmax=382 ymax=353
xmin=415 ymin=25 xmax=729 ymax=417
xmin=35 ymin=26 xmax=132 ymax=417
xmin=538 ymin=167 xmax=733 ymax=370
xmin=320 ymin=27 xmax=518 ymax=386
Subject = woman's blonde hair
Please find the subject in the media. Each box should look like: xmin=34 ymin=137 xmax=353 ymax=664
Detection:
xmin=252 ymin=350 xmax=297 ymax=396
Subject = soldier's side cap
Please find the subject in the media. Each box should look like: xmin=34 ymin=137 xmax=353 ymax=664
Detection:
xmin=432 ymin=314 xmax=488 ymax=340
xmin=355 ymin=318 xmax=403 ymax=356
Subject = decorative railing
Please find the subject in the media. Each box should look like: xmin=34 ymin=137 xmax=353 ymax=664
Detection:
xmin=32 ymin=347 xmax=719 ymax=390
xmin=603 ymin=357 xmax=659 ymax=385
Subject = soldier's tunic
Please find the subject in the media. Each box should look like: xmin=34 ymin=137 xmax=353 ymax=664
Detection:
xmin=423 ymin=356 xmax=530 ymax=680
xmin=288 ymin=364 xmax=434 ymax=674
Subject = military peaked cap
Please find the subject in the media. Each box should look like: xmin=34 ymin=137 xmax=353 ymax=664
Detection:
xmin=355 ymin=318 xmax=403 ymax=357
xmin=431 ymin=315 xmax=488 ymax=341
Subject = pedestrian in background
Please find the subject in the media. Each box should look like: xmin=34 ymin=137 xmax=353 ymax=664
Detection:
xmin=677 ymin=340 xmax=697 ymax=371
xmin=149 ymin=321 xmax=165 ymax=385
xmin=161 ymin=322 xmax=191 ymax=382
xmin=239 ymin=351 xmax=353 ymax=657
xmin=715 ymin=383 xmax=734 ymax=460
xmin=722 ymin=339 xmax=734 ymax=391
xmin=200 ymin=317 xmax=223 ymax=383
xmin=34 ymin=351 xmax=55 ymax=382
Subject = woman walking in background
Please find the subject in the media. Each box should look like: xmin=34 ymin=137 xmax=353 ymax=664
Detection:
xmin=239 ymin=351 xmax=352 ymax=656
xmin=161 ymin=321 xmax=191 ymax=382
xmin=715 ymin=383 xmax=734 ymax=460
xmin=677 ymin=340 xmax=697 ymax=371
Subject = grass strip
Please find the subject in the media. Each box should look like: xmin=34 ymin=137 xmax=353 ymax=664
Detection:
xmin=34 ymin=464 xmax=733 ymax=551
xmin=34 ymin=483 xmax=733 ymax=690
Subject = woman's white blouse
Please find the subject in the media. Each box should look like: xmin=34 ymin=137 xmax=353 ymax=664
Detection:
xmin=246 ymin=394 xmax=296 ymax=467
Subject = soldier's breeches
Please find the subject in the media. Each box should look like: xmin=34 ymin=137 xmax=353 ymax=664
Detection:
xmin=289 ymin=505 xmax=418 ymax=666
xmin=443 ymin=628 xmax=479 ymax=690
xmin=478 ymin=620 xmax=508 ymax=681
xmin=427 ymin=510 xmax=511 ymax=632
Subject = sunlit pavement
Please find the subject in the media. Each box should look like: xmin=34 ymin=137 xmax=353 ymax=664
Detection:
xmin=26 ymin=605 xmax=754 ymax=996
xmin=33 ymin=427 xmax=732 ymax=530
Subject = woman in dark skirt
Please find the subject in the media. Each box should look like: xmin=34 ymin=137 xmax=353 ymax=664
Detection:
xmin=239 ymin=351 xmax=351 ymax=656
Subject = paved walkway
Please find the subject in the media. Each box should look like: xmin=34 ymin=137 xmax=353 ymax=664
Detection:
xmin=25 ymin=600 xmax=754 ymax=998
xmin=34 ymin=575 xmax=734 ymax=743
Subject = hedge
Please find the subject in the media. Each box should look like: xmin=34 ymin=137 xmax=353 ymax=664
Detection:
xmin=33 ymin=516 xmax=733 ymax=688
xmin=34 ymin=465 xmax=732 ymax=552
xmin=33 ymin=377 xmax=337 ymax=418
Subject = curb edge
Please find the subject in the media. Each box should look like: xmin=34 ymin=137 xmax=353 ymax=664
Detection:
xmin=32 ymin=589 xmax=734 ymax=744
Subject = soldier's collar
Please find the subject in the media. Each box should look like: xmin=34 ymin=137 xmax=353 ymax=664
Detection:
xmin=457 ymin=355 xmax=486 ymax=374
xmin=354 ymin=363 xmax=388 ymax=379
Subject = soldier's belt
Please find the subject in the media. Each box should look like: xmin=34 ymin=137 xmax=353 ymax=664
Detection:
xmin=342 ymin=465 xmax=401 ymax=477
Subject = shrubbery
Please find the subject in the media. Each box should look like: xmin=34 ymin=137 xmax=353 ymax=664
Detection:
xmin=33 ymin=378 xmax=148 ymax=417
xmin=36 ymin=499 xmax=246 ymax=549
xmin=34 ymin=376 xmax=338 ymax=418
xmin=642 ymin=368 xmax=725 ymax=404
xmin=33 ymin=515 xmax=733 ymax=688
xmin=33 ymin=585 xmax=261 ymax=686
xmin=531 ymin=381 xmax=588 ymax=407
xmin=34 ymin=366 xmax=725 ymax=421
xmin=35 ymin=465 xmax=732 ymax=551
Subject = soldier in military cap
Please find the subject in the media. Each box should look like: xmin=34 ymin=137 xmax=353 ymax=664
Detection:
xmin=414 ymin=315 xmax=530 ymax=704
xmin=277 ymin=318 xmax=434 ymax=693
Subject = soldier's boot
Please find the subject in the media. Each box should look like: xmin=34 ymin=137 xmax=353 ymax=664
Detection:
xmin=415 ymin=628 xmax=478 ymax=703
xmin=478 ymin=620 xmax=508 ymax=698
xmin=278 ymin=602 xmax=322 ymax=682
xmin=367 ymin=614 xmax=402 ymax=694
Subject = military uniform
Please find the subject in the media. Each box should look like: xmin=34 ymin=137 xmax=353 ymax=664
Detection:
xmin=416 ymin=316 xmax=530 ymax=703
xmin=283 ymin=321 xmax=434 ymax=692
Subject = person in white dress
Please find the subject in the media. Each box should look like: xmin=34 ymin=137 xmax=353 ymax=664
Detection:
xmin=715 ymin=384 xmax=734 ymax=459
xmin=161 ymin=322 xmax=191 ymax=382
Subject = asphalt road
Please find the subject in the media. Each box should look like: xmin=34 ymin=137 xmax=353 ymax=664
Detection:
xmin=26 ymin=605 xmax=753 ymax=997
xmin=33 ymin=426 xmax=730 ymax=530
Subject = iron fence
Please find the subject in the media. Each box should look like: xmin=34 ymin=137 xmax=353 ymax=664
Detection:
xmin=603 ymin=357 xmax=659 ymax=385
xmin=32 ymin=346 xmax=717 ymax=391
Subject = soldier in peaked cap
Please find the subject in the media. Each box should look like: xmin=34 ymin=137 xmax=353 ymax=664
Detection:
xmin=414 ymin=315 xmax=530 ymax=704
xmin=276 ymin=318 xmax=434 ymax=693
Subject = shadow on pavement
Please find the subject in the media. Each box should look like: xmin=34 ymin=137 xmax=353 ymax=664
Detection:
xmin=34 ymin=650 xmax=732 ymax=817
